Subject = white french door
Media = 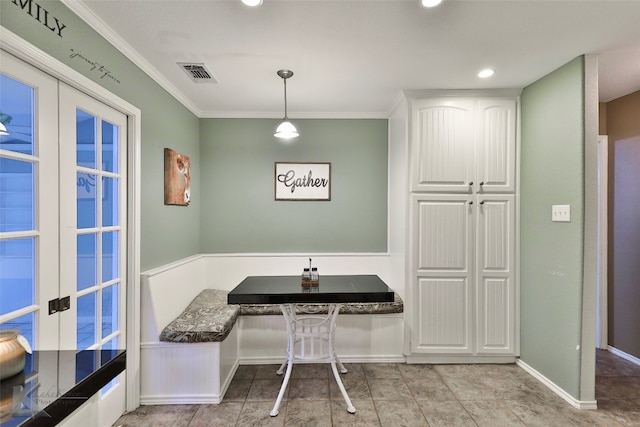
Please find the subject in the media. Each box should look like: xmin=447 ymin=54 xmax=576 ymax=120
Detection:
xmin=1 ymin=50 xmax=60 ymax=349
xmin=0 ymin=50 xmax=127 ymax=426
xmin=58 ymin=82 xmax=127 ymax=354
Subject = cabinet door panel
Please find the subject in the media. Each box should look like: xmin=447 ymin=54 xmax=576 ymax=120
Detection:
xmin=411 ymin=99 xmax=475 ymax=192
xmin=477 ymin=99 xmax=516 ymax=193
xmin=414 ymin=277 xmax=471 ymax=353
xmin=477 ymin=278 xmax=512 ymax=353
xmin=476 ymin=195 xmax=515 ymax=354
xmin=411 ymin=194 xmax=473 ymax=353
xmin=415 ymin=196 xmax=471 ymax=272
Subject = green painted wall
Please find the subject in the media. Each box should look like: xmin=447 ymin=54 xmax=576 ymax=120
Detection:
xmin=1 ymin=1 xmax=390 ymax=265
xmin=200 ymin=119 xmax=388 ymax=253
xmin=520 ymin=56 xmax=585 ymax=399
xmin=1 ymin=0 xmax=200 ymax=270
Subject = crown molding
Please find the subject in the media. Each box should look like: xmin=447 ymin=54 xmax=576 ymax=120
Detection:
xmin=62 ymin=1 xmax=393 ymax=120
xmin=62 ymin=0 xmax=201 ymax=117
xmin=199 ymin=111 xmax=389 ymax=119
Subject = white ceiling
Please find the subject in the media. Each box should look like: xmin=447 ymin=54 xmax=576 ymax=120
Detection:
xmin=69 ymin=0 xmax=640 ymax=118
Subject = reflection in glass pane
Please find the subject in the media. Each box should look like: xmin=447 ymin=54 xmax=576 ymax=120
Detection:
xmin=102 ymin=284 xmax=118 ymax=338
xmin=0 ymin=312 xmax=35 ymax=350
xmin=102 ymin=120 xmax=118 ymax=173
xmin=103 ymin=337 xmax=118 ymax=350
xmin=0 ymin=73 xmax=34 ymax=156
xmin=102 ymin=176 xmax=118 ymax=227
xmin=76 ymin=109 xmax=96 ymax=169
xmin=77 ymin=172 xmax=97 ymax=229
xmin=77 ymin=233 xmax=97 ymax=291
xmin=0 ymin=158 xmax=34 ymax=232
xmin=101 ymin=374 xmax=118 ymax=394
xmin=0 ymin=238 xmax=35 ymax=315
xmin=102 ymin=231 xmax=118 ymax=282
xmin=77 ymin=292 xmax=96 ymax=350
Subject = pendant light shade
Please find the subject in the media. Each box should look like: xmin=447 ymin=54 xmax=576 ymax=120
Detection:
xmin=274 ymin=69 xmax=299 ymax=140
xmin=274 ymin=120 xmax=299 ymax=139
xmin=0 ymin=122 xmax=9 ymax=136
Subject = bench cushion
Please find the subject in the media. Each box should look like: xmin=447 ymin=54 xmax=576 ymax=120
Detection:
xmin=160 ymin=289 xmax=404 ymax=343
xmin=159 ymin=289 xmax=240 ymax=343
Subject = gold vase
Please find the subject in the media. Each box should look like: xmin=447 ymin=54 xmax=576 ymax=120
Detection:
xmin=0 ymin=329 xmax=26 ymax=380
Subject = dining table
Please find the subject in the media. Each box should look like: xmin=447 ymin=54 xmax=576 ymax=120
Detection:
xmin=227 ymin=274 xmax=394 ymax=416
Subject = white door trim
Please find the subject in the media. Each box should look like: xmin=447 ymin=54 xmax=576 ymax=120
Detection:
xmin=1 ymin=27 xmax=142 ymax=411
xmin=597 ymin=135 xmax=608 ymax=350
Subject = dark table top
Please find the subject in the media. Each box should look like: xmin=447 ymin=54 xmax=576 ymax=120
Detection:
xmin=0 ymin=350 xmax=125 ymax=427
xmin=227 ymin=274 xmax=394 ymax=305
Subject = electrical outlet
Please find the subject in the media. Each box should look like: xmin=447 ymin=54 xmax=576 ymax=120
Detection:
xmin=552 ymin=204 xmax=571 ymax=222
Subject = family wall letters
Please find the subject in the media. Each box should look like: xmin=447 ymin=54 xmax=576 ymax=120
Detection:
xmin=11 ymin=0 xmax=67 ymax=38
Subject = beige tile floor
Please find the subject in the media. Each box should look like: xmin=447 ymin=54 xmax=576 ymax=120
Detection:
xmin=113 ymin=349 xmax=640 ymax=426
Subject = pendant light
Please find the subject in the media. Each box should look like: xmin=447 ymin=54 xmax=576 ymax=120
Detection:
xmin=0 ymin=122 xmax=8 ymax=136
xmin=274 ymin=69 xmax=299 ymax=140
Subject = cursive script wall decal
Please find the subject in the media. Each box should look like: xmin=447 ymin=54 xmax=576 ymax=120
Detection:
xmin=277 ymin=170 xmax=328 ymax=194
xmin=275 ymin=162 xmax=331 ymax=201
xmin=69 ymin=49 xmax=121 ymax=84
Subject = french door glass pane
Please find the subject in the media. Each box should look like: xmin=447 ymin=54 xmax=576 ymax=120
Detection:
xmin=102 ymin=284 xmax=118 ymax=338
xmin=0 ymin=158 xmax=34 ymax=232
xmin=102 ymin=120 xmax=118 ymax=173
xmin=77 ymin=172 xmax=97 ymax=229
xmin=0 ymin=74 xmax=34 ymax=155
xmin=0 ymin=312 xmax=35 ymax=349
xmin=76 ymin=109 xmax=96 ymax=169
xmin=0 ymin=238 xmax=34 ymax=315
xmin=77 ymin=292 xmax=96 ymax=350
xmin=102 ymin=176 xmax=118 ymax=227
xmin=102 ymin=231 xmax=118 ymax=282
xmin=77 ymin=233 xmax=97 ymax=291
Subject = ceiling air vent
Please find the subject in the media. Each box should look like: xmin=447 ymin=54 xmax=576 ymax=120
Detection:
xmin=177 ymin=62 xmax=217 ymax=84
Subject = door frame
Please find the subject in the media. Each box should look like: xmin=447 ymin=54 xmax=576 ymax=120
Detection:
xmin=597 ymin=135 xmax=608 ymax=350
xmin=1 ymin=28 xmax=142 ymax=411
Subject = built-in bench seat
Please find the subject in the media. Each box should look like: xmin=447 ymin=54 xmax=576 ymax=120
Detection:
xmin=159 ymin=288 xmax=404 ymax=344
xmin=159 ymin=289 xmax=239 ymax=343
xmin=140 ymin=257 xmax=405 ymax=406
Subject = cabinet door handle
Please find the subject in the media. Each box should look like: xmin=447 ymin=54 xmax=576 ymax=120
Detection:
xmin=479 ymin=182 xmax=484 ymax=186
xmin=469 ymin=201 xmax=473 ymax=205
xmin=480 ymin=200 xmax=485 ymax=205
xmin=468 ymin=182 xmax=473 ymax=187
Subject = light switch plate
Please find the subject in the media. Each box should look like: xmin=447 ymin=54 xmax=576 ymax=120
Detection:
xmin=552 ymin=204 xmax=571 ymax=222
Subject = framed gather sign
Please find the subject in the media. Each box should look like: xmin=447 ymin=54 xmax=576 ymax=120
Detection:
xmin=275 ymin=162 xmax=331 ymax=201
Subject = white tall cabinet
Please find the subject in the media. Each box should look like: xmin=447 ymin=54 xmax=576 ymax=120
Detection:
xmin=404 ymin=94 xmax=519 ymax=363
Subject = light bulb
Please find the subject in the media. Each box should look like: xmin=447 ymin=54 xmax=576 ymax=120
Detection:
xmin=478 ymin=68 xmax=495 ymax=78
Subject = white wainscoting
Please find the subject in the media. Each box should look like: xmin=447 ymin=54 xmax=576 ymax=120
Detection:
xmin=140 ymin=326 xmax=239 ymax=405
xmin=139 ymin=253 xmax=405 ymax=404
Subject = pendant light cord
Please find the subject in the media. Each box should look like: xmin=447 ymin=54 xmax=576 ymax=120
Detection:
xmin=283 ymin=77 xmax=289 ymax=120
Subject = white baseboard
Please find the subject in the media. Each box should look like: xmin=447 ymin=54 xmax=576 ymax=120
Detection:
xmin=516 ymin=359 xmax=597 ymax=410
xmin=238 ymin=355 xmax=406 ymax=365
xmin=608 ymin=346 xmax=640 ymax=366
xmin=406 ymin=355 xmax=516 ymax=364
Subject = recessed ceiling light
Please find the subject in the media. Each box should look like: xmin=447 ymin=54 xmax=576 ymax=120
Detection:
xmin=478 ymin=69 xmax=495 ymax=78
xmin=241 ymin=0 xmax=262 ymax=6
xmin=421 ymin=0 xmax=443 ymax=7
